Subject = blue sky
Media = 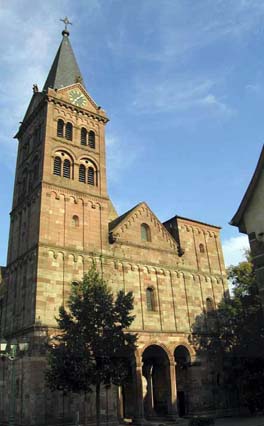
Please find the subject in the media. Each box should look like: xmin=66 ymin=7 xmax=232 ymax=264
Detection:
xmin=2 ymin=0 xmax=264 ymax=267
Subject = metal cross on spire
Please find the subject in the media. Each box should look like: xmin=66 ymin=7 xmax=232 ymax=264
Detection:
xmin=60 ymin=16 xmax=72 ymax=32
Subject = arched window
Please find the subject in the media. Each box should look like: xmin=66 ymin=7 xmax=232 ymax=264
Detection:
xmin=53 ymin=157 xmax=62 ymax=176
xmin=199 ymin=243 xmax=205 ymax=253
xmin=141 ymin=223 xmax=151 ymax=242
xmin=88 ymin=131 xmax=95 ymax=149
xmin=79 ymin=164 xmax=86 ymax=183
xmin=206 ymin=297 xmax=214 ymax=312
xmin=81 ymin=128 xmax=87 ymax=146
xmin=72 ymin=215 xmax=79 ymax=227
xmin=57 ymin=119 xmax=64 ymax=138
xmin=65 ymin=122 xmax=73 ymax=141
xmin=146 ymin=287 xmax=155 ymax=311
xmin=88 ymin=167 xmax=95 ymax=185
xmin=63 ymin=159 xmax=71 ymax=178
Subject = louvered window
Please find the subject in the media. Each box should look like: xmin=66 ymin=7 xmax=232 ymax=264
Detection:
xmin=63 ymin=159 xmax=71 ymax=178
xmin=65 ymin=122 xmax=73 ymax=141
xmin=57 ymin=119 xmax=64 ymax=137
xmin=88 ymin=131 xmax=95 ymax=149
xmin=146 ymin=288 xmax=155 ymax=311
xmin=53 ymin=157 xmax=62 ymax=176
xmin=79 ymin=165 xmax=86 ymax=183
xmin=81 ymin=128 xmax=87 ymax=145
xmin=88 ymin=167 xmax=95 ymax=185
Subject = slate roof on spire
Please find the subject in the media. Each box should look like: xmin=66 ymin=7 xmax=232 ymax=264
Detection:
xmin=43 ymin=31 xmax=85 ymax=91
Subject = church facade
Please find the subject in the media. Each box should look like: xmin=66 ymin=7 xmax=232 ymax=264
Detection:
xmin=0 ymin=28 xmax=229 ymax=425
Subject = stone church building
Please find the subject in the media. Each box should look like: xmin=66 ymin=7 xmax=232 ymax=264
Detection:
xmin=0 ymin=27 xmax=228 ymax=425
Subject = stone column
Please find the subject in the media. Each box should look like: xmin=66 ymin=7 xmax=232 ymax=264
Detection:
xmin=117 ymin=386 xmax=124 ymax=420
xmin=168 ymin=361 xmax=178 ymax=418
xmin=133 ymin=359 xmax=144 ymax=424
xmin=144 ymin=364 xmax=155 ymax=417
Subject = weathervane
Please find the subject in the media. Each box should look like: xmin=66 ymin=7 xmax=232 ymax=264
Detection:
xmin=60 ymin=17 xmax=72 ymax=33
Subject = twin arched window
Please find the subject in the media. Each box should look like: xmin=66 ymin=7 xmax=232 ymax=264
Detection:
xmin=79 ymin=159 xmax=97 ymax=186
xmin=146 ymin=287 xmax=155 ymax=311
xmin=141 ymin=223 xmax=151 ymax=242
xmin=81 ymin=128 xmax=95 ymax=148
xmin=57 ymin=119 xmax=73 ymax=141
xmin=57 ymin=120 xmax=95 ymax=148
xmin=53 ymin=152 xmax=72 ymax=179
xmin=53 ymin=152 xmax=98 ymax=185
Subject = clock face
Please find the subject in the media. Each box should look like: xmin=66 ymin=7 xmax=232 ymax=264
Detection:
xmin=68 ymin=89 xmax=87 ymax=107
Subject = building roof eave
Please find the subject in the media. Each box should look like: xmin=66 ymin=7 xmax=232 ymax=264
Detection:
xmin=230 ymin=145 xmax=264 ymax=228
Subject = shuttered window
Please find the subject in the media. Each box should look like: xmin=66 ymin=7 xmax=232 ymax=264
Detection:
xmin=88 ymin=131 xmax=95 ymax=149
xmin=63 ymin=159 xmax=71 ymax=178
xmin=88 ymin=167 xmax=95 ymax=185
xmin=53 ymin=157 xmax=62 ymax=176
xmin=65 ymin=122 xmax=73 ymax=141
xmin=57 ymin=119 xmax=64 ymax=137
xmin=79 ymin=165 xmax=86 ymax=183
xmin=81 ymin=128 xmax=87 ymax=145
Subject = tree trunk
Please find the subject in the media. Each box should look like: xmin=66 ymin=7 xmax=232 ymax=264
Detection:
xmin=96 ymin=383 xmax=101 ymax=426
xmin=84 ymin=393 xmax=87 ymax=426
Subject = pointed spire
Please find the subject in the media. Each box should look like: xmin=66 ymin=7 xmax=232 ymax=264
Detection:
xmin=43 ymin=20 xmax=85 ymax=91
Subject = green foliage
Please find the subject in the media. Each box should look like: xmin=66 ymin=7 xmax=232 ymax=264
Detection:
xmin=188 ymin=417 xmax=215 ymax=426
xmin=46 ymin=264 xmax=137 ymax=394
xmin=190 ymin=254 xmax=264 ymax=413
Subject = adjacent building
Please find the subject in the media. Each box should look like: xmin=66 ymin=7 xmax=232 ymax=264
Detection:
xmin=231 ymin=145 xmax=264 ymax=304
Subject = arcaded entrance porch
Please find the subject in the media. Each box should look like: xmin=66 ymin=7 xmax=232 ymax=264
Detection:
xmin=119 ymin=342 xmax=193 ymax=422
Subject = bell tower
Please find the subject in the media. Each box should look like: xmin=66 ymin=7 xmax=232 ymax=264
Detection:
xmin=4 ymin=25 xmax=111 ymax=335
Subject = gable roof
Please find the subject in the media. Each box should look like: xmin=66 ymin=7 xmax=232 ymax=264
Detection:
xmin=230 ymin=145 xmax=264 ymax=229
xmin=43 ymin=31 xmax=85 ymax=91
xmin=108 ymin=201 xmax=178 ymax=251
xmin=109 ymin=203 xmax=141 ymax=232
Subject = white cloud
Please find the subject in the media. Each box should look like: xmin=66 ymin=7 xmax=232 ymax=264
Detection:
xmin=222 ymin=235 xmax=249 ymax=267
xmin=245 ymin=83 xmax=262 ymax=94
xmin=106 ymin=134 xmax=140 ymax=183
xmin=199 ymin=94 xmax=235 ymax=116
xmin=106 ymin=0 xmax=264 ymax=64
xmin=132 ymin=78 xmax=235 ymax=118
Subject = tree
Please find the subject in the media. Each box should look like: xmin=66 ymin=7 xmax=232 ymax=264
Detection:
xmin=191 ymin=254 xmax=264 ymax=413
xmin=46 ymin=264 xmax=137 ymax=426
